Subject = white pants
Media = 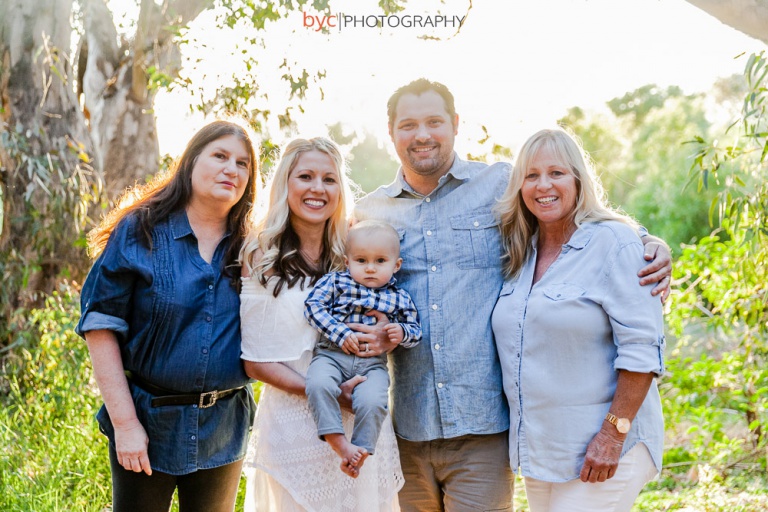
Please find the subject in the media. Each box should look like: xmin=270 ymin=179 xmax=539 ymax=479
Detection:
xmin=524 ymin=443 xmax=658 ymax=512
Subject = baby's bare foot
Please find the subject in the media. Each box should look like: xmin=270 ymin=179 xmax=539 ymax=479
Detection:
xmin=340 ymin=458 xmax=359 ymax=478
xmin=349 ymin=448 xmax=369 ymax=471
xmin=326 ymin=434 xmax=368 ymax=478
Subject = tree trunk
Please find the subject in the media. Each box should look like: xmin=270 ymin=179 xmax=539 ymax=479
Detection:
xmin=685 ymin=0 xmax=768 ymax=45
xmin=0 ymin=0 xmax=99 ymax=335
xmin=80 ymin=0 xmax=213 ymax=199
xmin=0 ymin=0 xmax=212 ymax=340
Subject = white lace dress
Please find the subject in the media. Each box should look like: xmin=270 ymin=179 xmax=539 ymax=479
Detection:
xmin=240 ymin=276 xmax=404 ymax=512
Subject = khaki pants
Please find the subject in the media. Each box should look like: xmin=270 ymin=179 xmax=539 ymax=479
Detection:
xmin=397 ymin=431 xmax=514 ymax=512
xmin=524 ymin=443 xmax=658 ymax=512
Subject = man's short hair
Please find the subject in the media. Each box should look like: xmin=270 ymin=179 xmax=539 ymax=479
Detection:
xmin=387 ymin=78 xmax=456 ymax=129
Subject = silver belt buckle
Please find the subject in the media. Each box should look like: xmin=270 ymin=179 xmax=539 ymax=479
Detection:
xmin=199 ymin=390 xmax=218 ymax=408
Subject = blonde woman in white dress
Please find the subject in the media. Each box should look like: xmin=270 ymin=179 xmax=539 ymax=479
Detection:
xmin=239 ymin=137 xmax=404 ymax=512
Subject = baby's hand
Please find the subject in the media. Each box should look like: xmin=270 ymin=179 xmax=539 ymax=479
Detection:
xmin=341 ymin=333 xmax=360 ymax=355
xmin=384 ymin=324 xmax=404 ymax=345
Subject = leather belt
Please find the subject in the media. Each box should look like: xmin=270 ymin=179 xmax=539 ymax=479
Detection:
xmin=124 ymin=370 xmax=244 ymax=408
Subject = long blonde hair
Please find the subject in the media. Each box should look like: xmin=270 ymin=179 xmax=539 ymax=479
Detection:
xmin=240 ymin=137 xmax=353 ymax=296
xmin=495 ymin=127 xmax=637 ymax=279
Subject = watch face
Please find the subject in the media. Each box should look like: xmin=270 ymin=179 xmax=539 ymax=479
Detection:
xmin=617 ymin=418 xmax=631 ymax=434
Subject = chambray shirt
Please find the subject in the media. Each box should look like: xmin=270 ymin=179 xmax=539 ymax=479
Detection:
xmin=304 ymin=271 xmax=422 ymax=349
xmin=491 ymin=221 xmax=665 ymax=482
xmin=76 ymin=210 xmax=255 ymax=475
xmin=354 ymin=154 xmax=510 ymax=441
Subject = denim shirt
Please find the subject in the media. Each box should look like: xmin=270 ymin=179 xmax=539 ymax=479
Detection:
xmin=491 ymin=221 xmax=665 ymax=482
xmin=354 ymin=154 xmax=510 ymax=441
xmin=76 ymin=210 xmax=255 ymax=475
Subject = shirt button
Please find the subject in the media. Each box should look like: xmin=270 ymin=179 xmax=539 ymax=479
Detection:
xmin=431 ymin=304 xmax=438 ymax=310
xmin=205 ymin=315 xmax=212 ymax=322
xmin=202 ymin=348 xmax=209 ymax=354
xmin=434 ymin=344 xmax=440 ymax=350
xmin=425 ymin=197 xmax=431 ymax=203
xmin=208 ymin=284 xmax=214 ymax=290
xmin=426 ymin=230 xmax=433 ymax=236
xmin=473 ymin=221 xmax=479 ymax=227
xmin=517 ymin=353 xmax=520 ymax=358
xmin=431 ymin=266 xmax=437 ymax=272
xmin=191 ymin=435 xmax=196 ymax=440
xmin=437 ymin=383 xmax=444 ymax=389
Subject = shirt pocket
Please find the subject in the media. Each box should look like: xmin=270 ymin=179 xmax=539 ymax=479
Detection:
xmin=449 ymin=210 xmax=501 ymax=269
xmin=542 ymin=283 xmax=586 ymax=301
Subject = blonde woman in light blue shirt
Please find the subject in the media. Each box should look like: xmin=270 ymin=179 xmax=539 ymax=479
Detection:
xmin=492 ymin=128 xmax=665 ymax=512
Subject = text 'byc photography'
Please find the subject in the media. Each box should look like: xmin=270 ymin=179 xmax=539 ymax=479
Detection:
xmin=302 ymin=11 xmax=467 ymax=32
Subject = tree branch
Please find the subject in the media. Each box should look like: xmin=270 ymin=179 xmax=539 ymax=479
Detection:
xmin=131 ymin=0 xmax=154 ymax=102
xmin=164 ymin=0 xmax=215 ymax=27
xmin=685 ymin=0 xmax=768 ymax=45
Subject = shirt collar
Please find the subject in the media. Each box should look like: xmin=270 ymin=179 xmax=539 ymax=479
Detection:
xmin=169 ymin=209 xmax=233 ymax=241
xmin=382 ymin=152 xmax=468 ymax=198
xmin=564 ymin=222 xmax=595 ymax=250
xmin=170 ymin=209 xmax=195 ymax=240
xmin=529 ymin=222 xmax=595 ymax=251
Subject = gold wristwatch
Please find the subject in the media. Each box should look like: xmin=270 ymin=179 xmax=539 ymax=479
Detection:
xmin=605 ymin=412 xmax=631 ymax=434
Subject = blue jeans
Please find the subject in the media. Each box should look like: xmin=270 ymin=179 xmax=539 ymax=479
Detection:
xmin=305 ymin=345 xmax=390 ymax=453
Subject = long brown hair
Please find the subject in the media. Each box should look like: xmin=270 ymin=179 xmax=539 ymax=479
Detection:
xmin=88 ymin=120 xmax=259 ymax=283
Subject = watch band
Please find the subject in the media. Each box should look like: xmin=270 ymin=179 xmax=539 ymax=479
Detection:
xmin=605 ymin=412 xmax=631 ymax=434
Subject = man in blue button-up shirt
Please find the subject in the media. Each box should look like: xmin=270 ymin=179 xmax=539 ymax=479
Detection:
xmin=353 ymin=79 xmax=672 ymax=511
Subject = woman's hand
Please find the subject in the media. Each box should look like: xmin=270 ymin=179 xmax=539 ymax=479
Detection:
xmin=579 ymin=427 xmax=625 ymax=483
xmin=114 ymin=418 xmax=152 ymax=475
xmin=338 ymin=375 xmax=366 ymax=411
xmin=347 ymin=310 xmax=400 ymax=358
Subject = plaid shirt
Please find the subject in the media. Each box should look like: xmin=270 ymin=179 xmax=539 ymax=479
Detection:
xmin=304 ymin=271 xmax=422 ymax=349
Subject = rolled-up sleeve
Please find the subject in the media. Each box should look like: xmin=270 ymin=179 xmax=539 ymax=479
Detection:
xmin=76 ymin=216 xmax=143 ymax=341
xmin=603 ymin=241 xmax=665 ymax=375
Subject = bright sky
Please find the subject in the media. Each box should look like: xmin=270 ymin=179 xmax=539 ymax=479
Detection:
xmin=129 ymin=0 xmax=768 ymax=157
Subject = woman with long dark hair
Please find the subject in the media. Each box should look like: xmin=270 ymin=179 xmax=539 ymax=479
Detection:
xmin=77 ymin=120 xmax=259 ymax=511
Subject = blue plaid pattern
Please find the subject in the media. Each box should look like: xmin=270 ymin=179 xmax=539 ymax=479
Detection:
xmin=304 ymin=271 xmax=422 ymax=348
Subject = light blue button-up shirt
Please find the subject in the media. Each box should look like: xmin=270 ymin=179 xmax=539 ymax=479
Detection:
xmin=492 ymin=221 xmax=665 ymax=482
xmin=354 ymin=154 xmax=510 ymax=441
